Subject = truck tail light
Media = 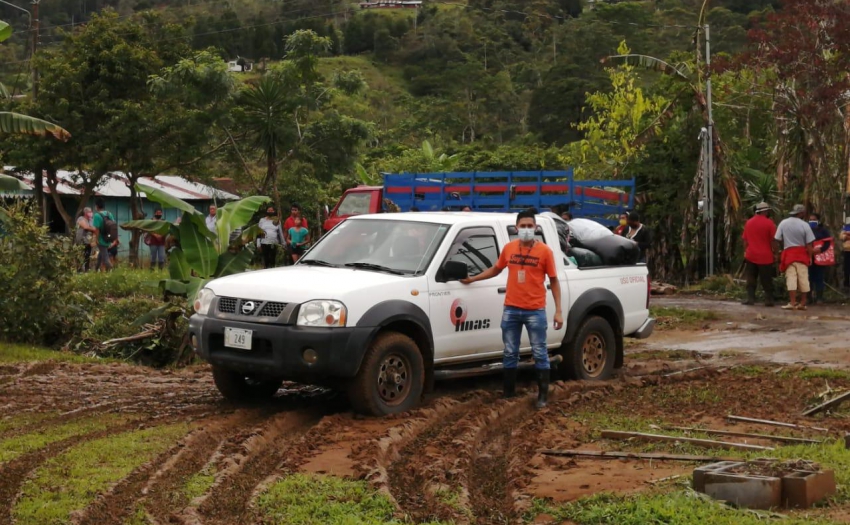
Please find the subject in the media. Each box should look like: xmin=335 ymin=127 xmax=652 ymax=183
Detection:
xmin=646 ymin=275 xmax=651 ymax=309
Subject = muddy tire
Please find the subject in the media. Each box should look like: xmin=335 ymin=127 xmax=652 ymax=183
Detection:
xmin=559 ymin=316 xmax=616 ymax=381
xmin=212 ymin=366 xmax=283 ymax=401
xmin=348 ymin=332 xmax=424 ymax=416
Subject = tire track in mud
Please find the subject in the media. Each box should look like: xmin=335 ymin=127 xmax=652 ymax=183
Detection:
xmin=188 ymin=408 xmax=326 ymax=525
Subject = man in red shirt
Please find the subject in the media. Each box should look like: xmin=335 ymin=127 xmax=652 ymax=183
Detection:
xmin=741 ymin=201 xmax=777 ymax=306
xmin=283 ymin=203 xmax=308 ymax=231
xmin=461 ymin=209 xmax=563 ymax=408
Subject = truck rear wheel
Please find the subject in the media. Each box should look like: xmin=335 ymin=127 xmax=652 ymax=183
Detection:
xmin=212 ymin=366 xmax=283 ymax=401
xmin=348 ymin=332 xmax=424 ymax=416
xmin=559 ymin=316 xmax=616 ymax=381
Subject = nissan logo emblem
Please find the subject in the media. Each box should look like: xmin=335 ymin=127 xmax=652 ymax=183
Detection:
xmin=241 ymin=301 xmax=256 ymax=315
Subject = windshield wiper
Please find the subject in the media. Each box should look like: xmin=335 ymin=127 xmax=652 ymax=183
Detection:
xmin=299 ymin=259 xmax=336 ymax=268
xmin=343 ymin=262 xmax=407 ymax=275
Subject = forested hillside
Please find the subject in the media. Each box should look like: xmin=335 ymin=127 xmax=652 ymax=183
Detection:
xmin=2 ymin=0 xmax=847 ymax=282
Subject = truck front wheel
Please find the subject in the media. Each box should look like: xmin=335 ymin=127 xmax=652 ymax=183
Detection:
xmin=212 ymin=366 xmax=283 ymax=401
xmin=348 ymin=332 xmax=424 ymax=416
xmin=559 ymin=316 xmax=616 ymax=381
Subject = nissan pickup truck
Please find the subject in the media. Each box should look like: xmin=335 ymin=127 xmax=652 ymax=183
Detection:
xmin=189 ymin=212 xmax=655 ymax=416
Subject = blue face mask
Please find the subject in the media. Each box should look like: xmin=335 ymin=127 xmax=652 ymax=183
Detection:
xmin=809 ymin=221 xmax=818 ymax=228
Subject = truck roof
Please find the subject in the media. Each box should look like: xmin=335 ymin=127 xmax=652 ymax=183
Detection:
xmin=349 ymin=211 xmax=549 ymax=225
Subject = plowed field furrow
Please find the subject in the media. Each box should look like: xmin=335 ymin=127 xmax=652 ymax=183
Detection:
xmin=195 ymin=408 xmax=324 ymax=525
xmin=141 ymin=410 xmax=265 ymax=525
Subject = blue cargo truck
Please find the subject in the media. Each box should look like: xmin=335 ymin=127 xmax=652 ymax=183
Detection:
xmin=323 ymin=169 xmax=635 ymax=231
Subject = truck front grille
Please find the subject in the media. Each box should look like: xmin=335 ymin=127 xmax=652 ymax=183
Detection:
xmin=259 ymin=302 xmax=287 ymax=317
xmin=217 ymin=297 xmax=287 ymax=318
xmin=218 ymin=297 xmax=237 ymax=313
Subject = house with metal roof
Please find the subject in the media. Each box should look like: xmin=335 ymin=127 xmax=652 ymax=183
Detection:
xmin=1 ymin=169 xmax=239 ymax=262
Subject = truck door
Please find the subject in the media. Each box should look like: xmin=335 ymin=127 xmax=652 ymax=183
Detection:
xmin=430 ymin=226 xmax=506 ymax=361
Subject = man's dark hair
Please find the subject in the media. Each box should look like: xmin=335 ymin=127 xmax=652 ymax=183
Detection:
xmin=811 ymin=212 xmax=821 ymax=221
xmin=409 ymin=206 xmax=420 ymax=212
xmin=154 ymin=208 xmax=163 ymax=215
xmin=561 ymin=211 xmax=573 ymax=221
xmin=95 ymin=198 xmax=106 ymax=210
xmin=516 ymin=209 xmax=536 ymax=224
xmin=628 ymin=211 xmax=641 ymax=223
xmin=291 ymin=203 xmax=301 ymax=211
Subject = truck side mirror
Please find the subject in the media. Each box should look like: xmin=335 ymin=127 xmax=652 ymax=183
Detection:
xmin=323 ymin=205 xmax=330 ymax=219
xmin=441 ymin=261 xmax=468 ymax=281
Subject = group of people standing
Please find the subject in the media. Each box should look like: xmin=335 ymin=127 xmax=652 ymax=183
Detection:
xmin=74 ymin=199 xmax=120 ymax=272
xmin=254 ymin=203 xmax=311 ymax=269
xmin=742 ymin=203 xmax=835 ymax=310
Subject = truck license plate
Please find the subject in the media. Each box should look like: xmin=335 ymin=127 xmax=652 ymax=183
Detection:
xmin=224 ymin=328 xmax=252 ymax=350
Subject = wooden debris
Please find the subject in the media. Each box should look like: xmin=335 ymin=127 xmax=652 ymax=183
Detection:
xmin=600 ymin=430 xmax=774 ymax=451
xmin=648 ymin=474 xmax=682 ymax=485
xmin=802 ymin=391 xmax=850 ymax=417
xmin=663 ymin=366 xmax=708 ymax=377
xmin=727 ymin=415 xmax=829 ymax=433
xmin=541 ymin=449 xmax=735 ymax=462
xmin=665 ymin=427 xmax=821 ymax=445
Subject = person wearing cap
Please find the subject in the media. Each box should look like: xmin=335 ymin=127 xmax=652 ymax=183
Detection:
xmin=741 ymin=202 xmax=776 ymax=306
xmin=774 ymin=204 xmax=815 ymax=310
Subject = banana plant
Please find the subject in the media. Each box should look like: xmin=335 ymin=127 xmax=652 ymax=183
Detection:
xmin=123 ymin=182 xmax=270 ymax=311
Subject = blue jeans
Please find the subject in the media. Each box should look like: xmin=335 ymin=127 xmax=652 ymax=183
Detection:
xmin=501 ymin=306 xmax=549 ymax=370
xmin=150 ymin=244 xmax=166 ymax=265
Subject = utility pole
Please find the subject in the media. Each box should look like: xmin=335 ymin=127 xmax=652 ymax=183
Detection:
xmin=31 ymin=0 xmax=39 ymax=99
xmin=704 ymin=23 xmax=715 ymax=276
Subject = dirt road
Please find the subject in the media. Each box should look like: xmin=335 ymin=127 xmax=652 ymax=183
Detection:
xmin=2 ymin=297 xmax=850 ymax=524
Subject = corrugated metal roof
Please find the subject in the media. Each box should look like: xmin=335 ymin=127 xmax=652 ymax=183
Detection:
xmin=1 ymin=168 xmax=239 ymax=201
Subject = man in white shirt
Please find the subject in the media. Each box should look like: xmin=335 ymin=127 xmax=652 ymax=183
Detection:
xmin=205 ymin=204 xmax=217 ymax=232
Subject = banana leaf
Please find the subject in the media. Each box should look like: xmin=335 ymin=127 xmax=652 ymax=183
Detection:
xmin=0 ymin=112 xmax=71 ymax=141
xmin=168 ymin=248 xmax=191 ymax=281
xmin=160 ymin=279 xmax=189 ymax=295
xmin=132 ymin=303 xmax=182 ymax=327
xmin=136 ymin=182 xmax=215 ymax=241
xmin=179 ymin=211 xmax=218 ymax=279
xmin=215 ymin=246 xmax=254 ymax=278
xmin=121 ymin=219 xmax=171 ymax=235
xmin=186 ymin=277 xmax=209 ymax=310
xmin=240 ymin=223 xmax=263 ymax=243
xmin=0 ymin=173 xmax=27 ymax=191
xmin=215 ymin=195 xmax=269 ymax=254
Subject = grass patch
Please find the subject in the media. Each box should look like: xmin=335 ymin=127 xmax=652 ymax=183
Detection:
xmin=183 ymin=470 xmax=216 ymax=500
xmin=123 ymin=504 xmax=149 ymax=525
xmin=729 ymin=365 xmax=769 ymax=377
xmin=650 ymin=306 xmax=719 ymax=330
xmin=70 ymin=267 xmax=161 ymax=300
xmin=628 ymin=349 xmax=702 ymax=361
xmin=795 ymin=368 xmax=850 ymax=381
xmin=434 ymin=485 xmax=473 ymax=521
xmin=0 ymin=343 xmax=109 ymax=364
xmin=256 ymin=473 xmax=450 ymax=525
xmin=13 ymin=423 xmax=190 ymax=525
xmin=542 ymin=491 xmax=831 ymax=525
xmin=0 ymin=414 xmax=125 ymax=463
xmin=0 ymin=411 xmax=58 ymax=434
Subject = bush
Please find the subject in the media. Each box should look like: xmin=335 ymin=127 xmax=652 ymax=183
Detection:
xmin=0 ymin=202 xmax=77 ymax=345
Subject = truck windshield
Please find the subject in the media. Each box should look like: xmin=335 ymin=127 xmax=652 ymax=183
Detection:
xmin=336 ymin=192 xmax=372 ymax=216
xmin=301 ymin=219 xmax=449 ymax=275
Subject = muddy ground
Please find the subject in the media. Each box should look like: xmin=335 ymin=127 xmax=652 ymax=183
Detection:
xmin=2 ymin=296 xmax=850 ymax=524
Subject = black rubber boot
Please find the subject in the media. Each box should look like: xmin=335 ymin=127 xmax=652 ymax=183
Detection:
xmin=535 ymin=369 xmax=549 ymax=409
xmin=503 ymin=368 xmax=517 ymax=399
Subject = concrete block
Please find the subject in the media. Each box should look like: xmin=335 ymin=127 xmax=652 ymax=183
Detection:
xmin=692 ymin=461 xmax=742 ymax=493
xmin=703 ymin=470 xmax=782 ymax=510
xmin=782 ymin=469 xmax=836 ymax=509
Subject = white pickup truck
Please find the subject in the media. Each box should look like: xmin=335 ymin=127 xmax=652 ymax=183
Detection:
xmin=189 ymin=212 xmax=655 ymax=415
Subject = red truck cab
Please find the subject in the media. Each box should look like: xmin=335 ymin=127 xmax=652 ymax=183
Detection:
xmin=322 ymin=185 xmax=383 ymax=232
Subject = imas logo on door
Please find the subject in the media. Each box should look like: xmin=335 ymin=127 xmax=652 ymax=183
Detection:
xmin=450 ymin=299 xmax=491 ymax=332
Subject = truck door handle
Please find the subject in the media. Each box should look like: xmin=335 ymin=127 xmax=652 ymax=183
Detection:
xmin=497 ymin=287 xmax=506 ymax=294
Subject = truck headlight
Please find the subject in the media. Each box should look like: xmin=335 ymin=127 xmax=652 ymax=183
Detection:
xmin=194 ymin=288 xmax=215 ymax=316
xmin=297 ymin=300 xmax=347 ymax=327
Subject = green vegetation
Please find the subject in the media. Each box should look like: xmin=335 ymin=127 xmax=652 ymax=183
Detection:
xmin=13 ymin=423 xmax=190 ymax=525
xmin=0 ymin=414 xmax=124 ymax=463
xmin=256 ymin=474 xmax=450 ymax=525
xmin=650 ymin=307 xmax=720 ymax=330
xmin=183 ymin=470 xmax=216 ymax=501
xmin=751 ymin=440 xmax=850 ymax=503
xmin=628 ymin=349 xmax=703 ymax=361
xmin=540 ymin=492 xmax=833 ymax=525
xmin=0 ymin=343 xmax=107 ymax=364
